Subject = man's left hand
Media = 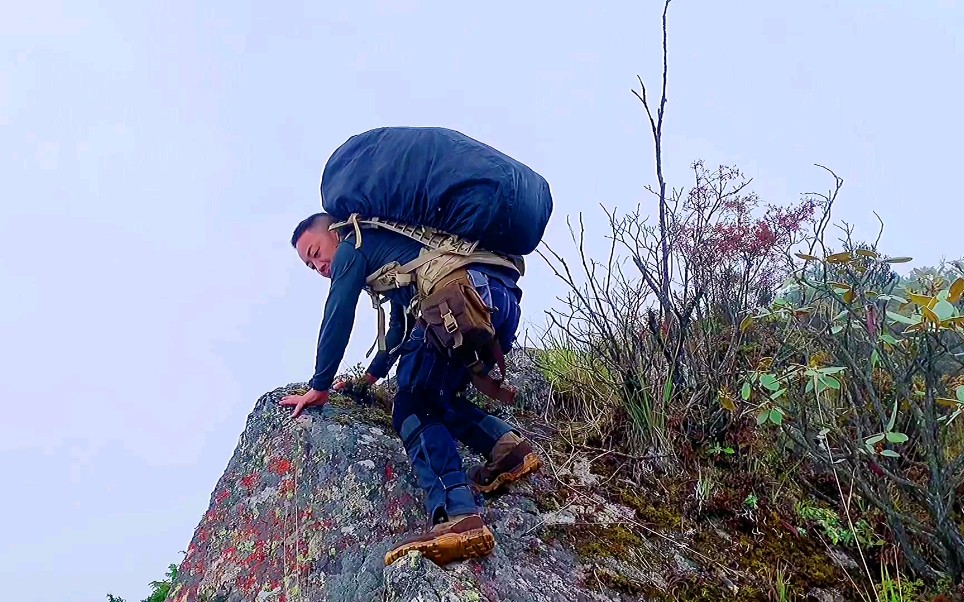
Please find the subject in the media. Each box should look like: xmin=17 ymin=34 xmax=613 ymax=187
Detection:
xmin=280 ymin=388 xmax=329 ymax=419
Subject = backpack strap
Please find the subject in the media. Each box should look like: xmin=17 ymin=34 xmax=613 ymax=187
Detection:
xmin=333 ymin=213 xmax=522 ymax=370
xmin=468 ymin=339 xmax=517 ymax=404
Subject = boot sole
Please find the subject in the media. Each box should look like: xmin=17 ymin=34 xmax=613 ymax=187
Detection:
xmin=472 ymin=452 xmax=542 ymax=495
xmin=384 ymin=525 xmax=496 ymax=567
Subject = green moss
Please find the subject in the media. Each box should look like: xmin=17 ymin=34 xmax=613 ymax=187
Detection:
xmin=617 ymin=489 xmax=682 ymax=529
xmin=740 ymin=520 xmax=848 ymax=591
xmin=671 ymin=579 xmax=767 ymax=602
xmin=575 ymin=525 xmax=644 ymax=561
xmin=327 ymin=394 xmax=394 ymax=430
xmin=595 ymin=570 xmax=648 ymax=597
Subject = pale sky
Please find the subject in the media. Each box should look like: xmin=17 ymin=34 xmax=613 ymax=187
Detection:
xmin=1 ymin=1 xmax=961 ymax=600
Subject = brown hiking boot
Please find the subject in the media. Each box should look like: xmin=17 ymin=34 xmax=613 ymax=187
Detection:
xmin=384 ymin=513 xmax=496 ymax=567
xmin=467 ymin=433 xmax=542 ymax=494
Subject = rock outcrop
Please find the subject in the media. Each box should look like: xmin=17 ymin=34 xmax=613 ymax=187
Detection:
xmin=167 ymin=353 xmax=632 ymax=601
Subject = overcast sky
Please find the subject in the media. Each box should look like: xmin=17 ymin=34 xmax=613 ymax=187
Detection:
xmin=2 ymin=1 xmax=961 ymax=600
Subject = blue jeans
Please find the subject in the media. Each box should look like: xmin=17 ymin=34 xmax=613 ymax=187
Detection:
xmin=392 ymin=270 xmax=522 ymax=524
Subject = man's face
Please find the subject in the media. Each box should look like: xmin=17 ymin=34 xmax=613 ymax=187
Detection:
xmin=295 ymin=226 xmax=339 ymax=278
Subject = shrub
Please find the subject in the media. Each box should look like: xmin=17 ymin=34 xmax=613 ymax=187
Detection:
xmin=740 ymin=186 xmax=964 ymax=583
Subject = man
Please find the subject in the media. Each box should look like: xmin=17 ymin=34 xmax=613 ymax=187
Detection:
xmin=281 ymin=212 xmax=542 ymax=567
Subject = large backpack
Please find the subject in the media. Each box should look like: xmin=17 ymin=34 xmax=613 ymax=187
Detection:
xmin=320 ymin=127 xmax=553 ymax=403
xmin=320 ymin=126 xmax=553 ymax=257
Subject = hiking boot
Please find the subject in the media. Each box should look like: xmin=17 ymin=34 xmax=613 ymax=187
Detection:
xmin=467 ymin=432 xmax=542 ymax=494
xmin=384 ymin=513 xmax=496 ymax=567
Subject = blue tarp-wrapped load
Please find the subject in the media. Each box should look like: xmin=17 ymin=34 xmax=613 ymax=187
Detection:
xmin=320 ymin=127 xmax=553 ymax=256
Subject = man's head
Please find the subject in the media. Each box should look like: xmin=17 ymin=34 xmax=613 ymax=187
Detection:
xmin=291 ymin=212 xmax=339 ymax=278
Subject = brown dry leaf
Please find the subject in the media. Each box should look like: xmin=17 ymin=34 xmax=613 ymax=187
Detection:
xmin=826 ymin=252 xmax=853 ymax=264
xmin=719 ymin=389 xmax=736 ymax=412
xmin=908 ymin=292 xmax=935 ymax=307
xmin=942 ymin=316 xmax=964 ymax=330
xmin=949 ymin=278 xmax=964 ymax=304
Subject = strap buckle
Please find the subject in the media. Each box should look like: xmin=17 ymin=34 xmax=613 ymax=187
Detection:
xmin=443 ymin=311 xmax=458 ymax=333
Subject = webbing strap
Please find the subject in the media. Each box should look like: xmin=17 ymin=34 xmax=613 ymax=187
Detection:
xmin=364 ymin=289 xmax=388 ymax=356
xmin=394 ymin=244 xmax=457 ymax=277
xmin=472 ymin=373 xmax=517 ymax=404
xmin=328 ymin=214 xmax=366 ymax=249
xmin=470 ymin=339 xmax=516 ymax=404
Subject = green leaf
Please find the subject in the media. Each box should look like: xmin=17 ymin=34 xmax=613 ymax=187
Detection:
xmin=821 ymin=376 xmax=841 ymax=390
xmin=880 ymin=334 xmax=900 ymax=345
xmin=886 ymin=311 xmax=919 ymax=326
xmin=871 ymin=349 xmax=880 ymax=368
xmin=663 ymin=379 xmax=673 ymax=403
xmin=886 ymin=432 xmax=909 ymax=444
xmin=805 ymin=379 xmax=815 ymax=394
xmin=957 ymin=385 xmax=964 ymax=403
xmin=760 ymin=374 xmax=780 ymax=391
xmin=880 ymin=449 xmax=901 ymax=458
xmin=934 ymin=300 xmax=956 ymax=321
xmin=770 ymin=388 xmax=786 ymax=400
xmin=757 ymin=409 xmax=769 ymax=425
xmin=769 ymin=408 xmax=784 ymax=426
xmin=866 ymin=433 xmax=885 ymax=446
xmin=885 ymin=257 xmax=913 ymax=264
xmin=819 ymin=366 xmax=846 ymax=375
xmin=831 ymin=324 xmax=844 ymax=335
xmin=741 ymin=381 xmax=752 ymax=400
xmin=887 ymin=398 xmax=899 ymax=432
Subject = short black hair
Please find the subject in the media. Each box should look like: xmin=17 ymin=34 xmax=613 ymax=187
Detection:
xmin=290 ymin=212 xmax=334 ymax=247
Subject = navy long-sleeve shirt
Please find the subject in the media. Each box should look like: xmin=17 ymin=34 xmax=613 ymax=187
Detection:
xmin=308 ymin=228 xmax=521 ymax=392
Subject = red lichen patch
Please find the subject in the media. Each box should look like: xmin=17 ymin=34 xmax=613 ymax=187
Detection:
xmin=195 ymin=526 xmax=211 ymax=544
xmin=243 ymin=541 xmax=268 ymax=572
xmin=385 ymin=462 xmax=395 ymax=481
xmin=235 ymin=572 xmax=257 ymax=594
xmin=270 ymin=457 xmax=292 ymax=475
xmin=279 ymin=478 xmax=295 ymax=496
xmin=216 ymin=489 xmax=231 ymax=505
xmin=241 ymin=473 xmax=258 ymax=491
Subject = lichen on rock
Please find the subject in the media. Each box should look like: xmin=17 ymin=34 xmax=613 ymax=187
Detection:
xmin=167 ymin=358 xmax=635 ymax=602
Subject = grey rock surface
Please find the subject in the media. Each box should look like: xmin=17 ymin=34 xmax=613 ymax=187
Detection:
xmin=167 ymin=370 xmax=630 ymax=601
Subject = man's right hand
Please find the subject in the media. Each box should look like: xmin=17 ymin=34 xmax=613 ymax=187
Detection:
xmin=332 ymin=372 xmax=377 ymax=392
